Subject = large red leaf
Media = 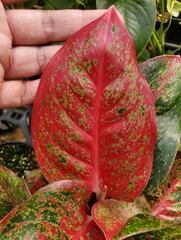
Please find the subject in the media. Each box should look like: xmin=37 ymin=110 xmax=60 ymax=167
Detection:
xmin=32 ymin=6 xmax=156 ymax=201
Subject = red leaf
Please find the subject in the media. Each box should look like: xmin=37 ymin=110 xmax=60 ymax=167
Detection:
xmin=0 ymin=180 xmax=104 ymax=239
xmin=92 ymin=196 xmax=151 ymax=239
xmin=151 ymin=158 xmax=181 ymax=222
xmin=32 ymin=7 xmax=156 ymax=201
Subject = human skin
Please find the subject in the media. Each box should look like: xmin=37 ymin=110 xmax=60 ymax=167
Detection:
xmin=0 ymin=0 xmax=107 ymax=108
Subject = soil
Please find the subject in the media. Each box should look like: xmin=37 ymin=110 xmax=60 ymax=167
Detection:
xmin=0 ymin=126 xmax=38 ymax=178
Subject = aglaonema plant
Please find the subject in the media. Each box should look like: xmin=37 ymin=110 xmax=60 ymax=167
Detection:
xmin=0 ymin=6 xmax=181 ymax=239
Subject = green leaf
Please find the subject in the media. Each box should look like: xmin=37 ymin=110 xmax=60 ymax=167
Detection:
xmin=42 ymin=3 xmax=55 ymax=10
xmin=145 ymin=226 xmax=181 ymax=239
xmin=96 ymin=0 xmax=156 ymax=57
xmin=137 ymin=48 xmax=150 ymax=64
xmin=87 ymin=0 xmax=97 ymax=9
xmin=0 ymin=180 xmax=104 ymax=239
xmin=140 ymin=55 xmax=181 ymax=192
xmin=167 ymin=0 xmax=181 ymax=17
xmin=0 ymin=189 xmax=14 ymax=222
xmin=23 ymin=0 xmax=38 ymax=9
xmin=43 ymin=0 xmax=74 ymax=9
xmin=113 ymin=214 xmax=180 ymax=239
xmin=132 ymin=226 xmax=181 ymax=240
xmin=0 ymin=167 xmax=31 ymax=220
xmin=146 ymin=112 xmax=180 ymax=191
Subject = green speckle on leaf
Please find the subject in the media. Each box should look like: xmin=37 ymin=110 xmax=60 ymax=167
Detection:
xmin=128 ymin=181 xmax=136 ymax=191
xmin=76 ymin=65 xmax=83 ymax=73
xmin=117 ymin=108 xmax=126 ymax=114
xmin=140 ymin=105 xmax=145 ymax=116
xmin=85 ymin=39 xmax=89 ymax=46
xmin=59 ymin=154 xmax=67 ymax=164
xmin=73 ymin=132 xmax=83 ymax=142
xmin=84 ymin=60 xmax=92 ymax=73
xmin=112 ymin=24 xmax=115 ymax=32
xmin=79 ymin=107 xmax=85 ymax=114
xmin=78 ymin=118 xmax=85 ymax=126
xmin=93 ymin=59 xmax=98 ymax=66
xmin=47 ymin=143 xmax=52 ymax=149
xmin=74 ymin=87 xmax=84 ymax=98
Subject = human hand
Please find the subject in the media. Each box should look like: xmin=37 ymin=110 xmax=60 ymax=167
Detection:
xmin=0 ymin=0 xmax=105 ymax=108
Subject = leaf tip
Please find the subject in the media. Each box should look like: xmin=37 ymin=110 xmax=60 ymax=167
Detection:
xmin=106 ymin=5 xmax=124 ymax=24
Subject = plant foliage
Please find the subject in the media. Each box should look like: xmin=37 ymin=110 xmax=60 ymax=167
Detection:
xmin=96 ymin=0 xmax=157 ymax=57
xmin=0 ymin=5 xmax=181 ymax=240
xmin=32 ymin=6 xmax=156 ymax=202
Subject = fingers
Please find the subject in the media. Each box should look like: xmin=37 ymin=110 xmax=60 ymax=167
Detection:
xmin=5 ymin=45 xmax=60 ymax=79
xmin=0 ymin=1 xmax=11 ymax=38
xmin=6 ymin=9 xmax=106 ymax=46
xmin=0 ymin=1 xmax=12 ymax=69
xmin=0 ymin=79 xmax=39 ymax=108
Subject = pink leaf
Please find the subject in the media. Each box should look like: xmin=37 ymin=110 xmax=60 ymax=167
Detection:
xmin=32 ymin=6 xmax=156 ymax=201
xmin=151 ymin=158 xmax=181 ymax=222
xmin=92 ymin=196 xmax=151 ymax=239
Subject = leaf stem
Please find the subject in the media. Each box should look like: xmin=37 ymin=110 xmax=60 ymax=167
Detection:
xmin=149 ymin=38 xmax=156 ymax=57
xmin=150 ymin=29 xmax=164 ymax=56
xmin=76 ymin=0 xmax=87 ymax=8
xmin=159 ymin=0 xmax=165 ymax=45
xmin=96 ymin=185 xmax=108 ymax=202
xmin=164 ymin=0 xmax=176 ymax=35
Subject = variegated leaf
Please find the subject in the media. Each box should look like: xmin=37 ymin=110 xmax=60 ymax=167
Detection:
xmin=0 ymin=167 xmax=31 ymax=220
xmin=113 ymin=214 xmax=179 ymax=239
xmin=0 ymin=180 xmax=104 ymax=239
xmin=32 ymin=6 xmax=156 ymax=202
xmin=96 ymin=0 xmax=156 ymax=57
xmin=140 ymin=55 xmax=181 ymax=191
xmin=147 ymin=158 xmax=181 ymax=222
xmin=92 ymin=196 xmax=151 ymax=239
